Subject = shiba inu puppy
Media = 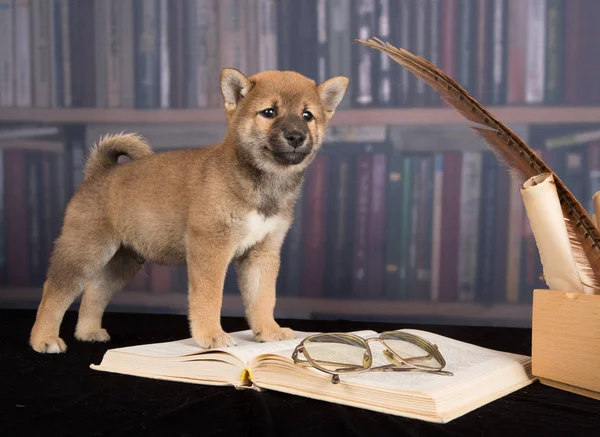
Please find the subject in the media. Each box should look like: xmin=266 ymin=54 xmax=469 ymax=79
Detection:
xmin=29 ymin=68 xmax=348 ymax=353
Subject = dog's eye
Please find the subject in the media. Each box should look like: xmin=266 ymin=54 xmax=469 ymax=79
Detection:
xmin=302 ymin=111 xmax=314 ymax=122
xmin=260 ymin=108 xmax=277 ymax=119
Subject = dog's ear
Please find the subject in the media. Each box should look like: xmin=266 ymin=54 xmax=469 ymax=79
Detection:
xmin=317 ymin=76 xmax=349 ymax=120
xmin=221 ymin=68 xmax=253 ymax=114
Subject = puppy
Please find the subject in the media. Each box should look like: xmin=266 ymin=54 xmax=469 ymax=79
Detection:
xmin=29 ymin=68 xmax=348 ymax=353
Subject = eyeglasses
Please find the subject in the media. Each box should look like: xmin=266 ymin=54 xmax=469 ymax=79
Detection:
xmin=292 ymin=331 xmax=453 ymax=384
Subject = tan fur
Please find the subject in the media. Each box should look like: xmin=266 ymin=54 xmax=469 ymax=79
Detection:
xmin=29 ymin=69 xmax=348 ymax=353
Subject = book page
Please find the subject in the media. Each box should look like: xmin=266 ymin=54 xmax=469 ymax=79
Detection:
xmin=107 ymin=330 xmax=317 ymax=365
xmin=260 ymin=329 xmax=531 ymax=393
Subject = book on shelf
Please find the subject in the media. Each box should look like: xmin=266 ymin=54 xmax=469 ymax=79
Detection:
xmin=1 ymin=0 xmax=595 ymax=110
xmin=0 ymin=123 xmax=586 ymax=310
xmin=90 ymin=328 xmax=535 ymax=423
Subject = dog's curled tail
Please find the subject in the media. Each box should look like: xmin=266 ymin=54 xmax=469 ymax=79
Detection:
xmin=84 ymin=133 xmax=153 ymax=181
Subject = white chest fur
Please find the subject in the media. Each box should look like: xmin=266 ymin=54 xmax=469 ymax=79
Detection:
xmin=237 ymin=211 xmax=284 ymax=253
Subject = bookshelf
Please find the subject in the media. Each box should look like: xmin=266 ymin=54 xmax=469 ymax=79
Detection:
xmin=2 ymin=106 xmax=600 ymax=126
xmin=0 ymin=288 xmax=532 ymax=327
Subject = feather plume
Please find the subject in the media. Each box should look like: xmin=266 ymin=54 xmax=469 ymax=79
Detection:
xmin=357 ymin=37 xmax=600 ymax=292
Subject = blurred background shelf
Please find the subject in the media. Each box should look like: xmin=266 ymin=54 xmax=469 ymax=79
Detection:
xmin=3 ymin=0 xmax=600 ymax=330
xmin=2 ymin=106 xmax=600 ymax=126
xmin=0 ymin=288 xmax=532 ymax=327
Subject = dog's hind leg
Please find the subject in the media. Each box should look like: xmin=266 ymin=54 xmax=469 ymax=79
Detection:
xmin=75 ymin=248 xmax=143 ymax=343
xmin=29 ymin=231 xmax=120 ymax=354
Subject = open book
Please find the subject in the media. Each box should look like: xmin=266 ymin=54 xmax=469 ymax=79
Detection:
xmin=91 ymin=329 xmax=535 ymax=423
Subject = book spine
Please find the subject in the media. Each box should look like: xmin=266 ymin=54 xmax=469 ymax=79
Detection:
xmin=245 ymin=0 xmax=259 ymax=76
xmin=47 ymin=0 xmax=58 ymax=108
xmin=352 ymin=0 xmax=376 ymax=107
xmin=206 ymin=0 xmax=220 ymax=107
xmin=564 ymin=0 xmax=584 ymax=105
xmin=167 ymin=0 xmax=184 ymax=108
xmin=186 ymin=0 xmax=214 ymax=108
xmin=48 ymin=151 xmax=66 ymax=243
xmin=412 ymin=0 xmax=428 ymax=107
xmin=4 ymin=150 xmax=30 ymax=285
xmin=323 ymin=151 xmax=343 ymax=297
xmin=490 ymin=0 xmax=507 ymax=105
xmin=475 ymin=0 xmax=490 ymax=103
xmin=429 ymin=153 xmax=444 ymax=301
xmin=27 ymin=152 xmax=42 ymax=285
xmin=457 ymin=151 xmax=482 ymax=302
xmin=586 ymin=1 xmax=600 ymax=105
xmin=14 ymin=0 xmax=32 ymax=107
xmin=384 ymin=149 xmax=403 ymax=297
xmin=525 ymin=0 xmax=547 ymax=104
xmin=302 ymin=154 xmax=329 ymax=297
xmin=395 ymin=0 xmax=414 ymax=106
xmin=57 ymin=0 xmax=71 ymax=107
xmin=316 ymin=0 xmax=328 ymax=83
xmin=428 ymin=0 xmax=442 ymax=106
xmin=276 ymin=0 xmax=292 ymax=71
xmin=107 ymin=0 xmax=123 ymax=108
xmin=325 ymin=151 xmax=355 ymax=298
xmin=328 ymin=0 xmax=351 ymax=108
xmin=185 ymin=0 xmax=198 ymax=108
xmin=219 ymin=0 xmax=247 ymax=74
xmin=94 ymin=0 xmax=109 ymax=108
xmin=40 ymin=153 xmax=53 ymax=276
xmin=543 ymin=0 xmax=564 ymax=104
xmin=493 ymin=168 xmax=511 ymax=302
xmin=353 ymin=153 xmax=372 ymax=297
xmin=283 ymin=185 xmax=305 ymax=297
xmin=441 ymin=0 xmax=457 ymax=78
xmin=0 ymin=0 xmax=14 ymax=106
xmin=376 ymin=0 xmax=394 ymax=106
xmin=367 ymin=152 xmax=387 ymax=298
xmin=406 ymin=155 xmax=421 ymax=298
xmin=416 ymin=156 xmax=434 ymax=299
xmin=258 ymin=0 xmax=278 ymax=71
xmin=505 ymin=176 xmax=524 ymax=303
xmin=507 ymin=0 xmax=528 ymax=104
xmin=134 ymin=0 xmax=160 ymax=108
xmin=475 ymin=151 xmax=498 ymax=304
xmin=457 ymin=0 xmax=477 ymax=96
xmin=68 ymin=0 xmax=95 ymax=107
xmin=438 ymin=152 xmax=462 ymax=302
xmin=31 ymin=0 xmax=51 ymax=107
xmin=159 ymin=0 xmax=170 ymax=109
xmin=398 ymin=155 xmax=412 ymax=297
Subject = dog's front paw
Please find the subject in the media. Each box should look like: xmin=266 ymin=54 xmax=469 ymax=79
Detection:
xmin=30 ymin=335 xmax=67 ymax=354
xmin=75 ymin=328 xmax=111 ymax=343
xmin=193 ymin=329 xmax=237 ymax=349
xmin=255 ymin=327 xmax=296 ymax=342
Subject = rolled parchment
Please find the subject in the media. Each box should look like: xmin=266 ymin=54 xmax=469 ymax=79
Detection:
xmin=520 ymin=173 xmax=585 ymax=293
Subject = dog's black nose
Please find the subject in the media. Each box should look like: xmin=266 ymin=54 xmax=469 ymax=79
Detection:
xmin=284 ymin=131 xmax=306 ymax=148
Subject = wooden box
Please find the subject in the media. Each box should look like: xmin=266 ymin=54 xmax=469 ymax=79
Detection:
xmin=531 ymin=289 xmax=600 ymax=400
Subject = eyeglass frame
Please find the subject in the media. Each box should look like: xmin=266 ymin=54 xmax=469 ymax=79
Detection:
xmin=291 ymin=331 xmax=453 ymax=384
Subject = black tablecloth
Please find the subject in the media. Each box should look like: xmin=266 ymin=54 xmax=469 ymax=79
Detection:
xmin=1 ymin=309 xmax=599 ymax=437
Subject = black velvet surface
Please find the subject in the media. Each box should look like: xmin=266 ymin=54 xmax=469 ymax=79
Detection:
xmin=1 ymin=308 xmax=599 ymax=437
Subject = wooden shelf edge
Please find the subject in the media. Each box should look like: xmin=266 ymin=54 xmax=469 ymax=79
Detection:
xmin=0 ymin=106 xmax=599 ymax=126
xmin=0 ymin=288 xmax=532 ymax=321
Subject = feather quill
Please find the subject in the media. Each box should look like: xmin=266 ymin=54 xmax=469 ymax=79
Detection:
xmin=357 ymin=37 xmax=600 ymax=292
